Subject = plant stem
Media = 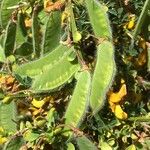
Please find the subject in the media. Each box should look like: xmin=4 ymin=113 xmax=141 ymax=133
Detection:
xmin=128 ymin=116 xmax=150 ymax=122
xmin=0 ymin=90 xmax=51 ymax=99
xmin=133 ymin=0 xmax=150 ymax=39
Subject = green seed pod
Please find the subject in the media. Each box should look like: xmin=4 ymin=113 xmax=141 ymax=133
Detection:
xmin=64 ymin=71 xmax=91 ymax=134
xmin=90 ymin=41 xmax=116 ymax=115
xmin=85 ymin=0 xmax=112 ymax=39
xmin=14 ymin=45 xmax=71 ymax=77
xmin=31 ymin=48 xmax=80 ymax=91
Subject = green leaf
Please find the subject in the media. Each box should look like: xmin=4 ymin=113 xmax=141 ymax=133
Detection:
xmin=64 ymin=71 xmax=91 ymax=131
xmin=148 ymin=44 xmax=150 ymax=72
xmin=99 ymin=142 xmax=112 ymax=150
xmin=0 ymin=0 xmax=20 ymax=28
xmin=133 ymin=0 xmax=150 ymax=39
xmin=85 ymin=0 xmax=112 ymax=39
xmin=2 ymin=136 xmax=25 ymax=150
xmin=31 ymin=48 xmax=80 ymax=91
xmin=125 ymin=144 xmax=136 ymax=150
xmin=67 ymin=143 xmax=75 ymax=150
xmin=24 ymin=130 xmax=40 ymax=142
xmin=32 ymin=9 xmax=41 ymax=58
xmin=90 ymin=41 xmax=116 ymax=114
xmin=15 ymin=42 xmax=33 ymax=56
xmin=3 ymin=20 xmax=16 ymax=57
xmin=0 ymin=44 xmax=6 ymax=62
xmin=14 ymin=45 xmax=70 ymax=77
xmin=15 ymin=13 xmax=26 ymax=49
xmin=77 ymin=136 xmax=97 ymax=150
xmin=41 ymin=11 xmax=61 ymax=54
xmin=0 ymin=101 xmax=17 ymax=132
xmin=46 ymin=108 xmax=55 ymax=128
xmin=69 ymin=3 xmax=81 ymax=43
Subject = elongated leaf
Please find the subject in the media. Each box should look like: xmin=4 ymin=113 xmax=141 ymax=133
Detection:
xmin=32 ymin=9 xmax=41 ymax=57
xmin=133 ymin=0 xmax=150 ymax=39
xmin=15 ymin=42 xmax=33 ymax=56
xmin=41 ymin=11 xmax=61 ymax=54
xmin=14 ymin=45 xmax=71 ymax=77
xmin=148 ymin=44 xmax=150 ymax=72
xmin=3 ymin=20 xmax=16 ymax=57
xmin=15 ymin=13 xmax=32 ymax=56
xmin=0 ymin=44 xmax=6 ymax=62
xmin=2 ymin=136 xmax=25 ymax=150
xmin=69 ymin=3 xmax=81 ymax=43
xmin=77 ymin=136 xmax=98 ymax=150
xmin=0 ymin=31 xmax=5 ymax=45
xmin=0 ymin=101 xmax=17 ymax=132
xmin=0 ymin=0 xmax=20 ymax=28
xmin=31 ymin=48 xmax=80 ymax=91
xmin=85 ymin=0 xmax=112 ymax=39
xmin=64 ymin=71 xmax=91 ymax=129
xmin=15 ymin=13 xmax=26 ymax=49
xmin=90 ymin=41 xmax=116 ymax=114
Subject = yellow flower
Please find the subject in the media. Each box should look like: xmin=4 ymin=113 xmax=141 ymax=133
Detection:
xmin=108 ymin=79 xmax=128 ymax=120
xmin=127 ymin=15 xmax=135 ymax=29
xmin=123 ymin=15 xmax=135 ymax=30
xmin=114 ymin=104 xmax=128 ymax=120
xmin=31 ymin=99 xmax=45 ymax=108
xmin=109 ymin=84 xmax=127 ymax=103
xmin=0 ymin=136 xmax=8 ymax=145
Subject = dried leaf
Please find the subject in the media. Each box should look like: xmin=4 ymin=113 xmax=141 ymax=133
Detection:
xmin=44 ymin=0 xmax=64 ymax=12
xmin=135 ymin=48 xmax=147 ymax=67
xmin=138 ymin=38 xmax=146 ymax=49
xmin=25 ymin=18 xmax=32 ymax=28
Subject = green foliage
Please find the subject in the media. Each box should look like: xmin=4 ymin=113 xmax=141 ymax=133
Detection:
xmin=3 ymin=20 xmax=16 ymax=57
xmin=0 ymin=101 xmax=17 ymax=132
xmin=41 ymin=11 xmax=61 ymax=54
xmin=148 ymin=45 xmax=150 ymax=71
xmin=133 ymin=0 xmax=150 ymax=39
xmin=90 ymin=41 xmax=116 ymax=114
xmin=0 ymin=0 xmax=20 ymax=28
xmin=0 ymin=0 xmax=149 ymax=149
xmin=15 ymin=13 xmax=26 ymax=48
xmin=32 ymin=8 xmax=41 ymax=58
xmin=0 ymin=44 xmax=5 ymax=62
xmin=2 ymin=136 xmax=24 ymax=150
xmin=64 ymin=71 xmax=91 ymax=132
xmin=76 ymin=136 xmax=97 ymax=150
xmin=67 ymin=143 xmax=75 ymax=150
xmin=69 ymin=3 xmax=82 ymax=43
